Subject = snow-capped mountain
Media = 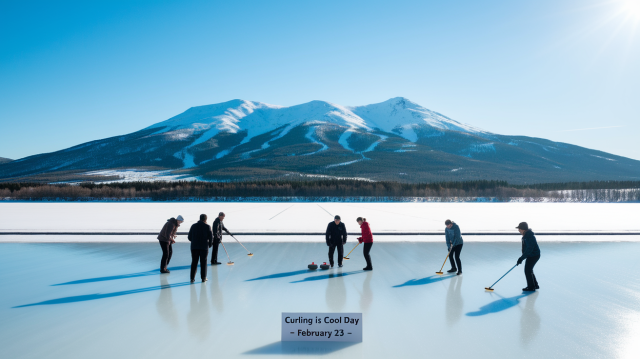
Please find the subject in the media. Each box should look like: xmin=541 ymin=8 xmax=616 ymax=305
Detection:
xmin=2 ymin=97 xmax=640 ymax=183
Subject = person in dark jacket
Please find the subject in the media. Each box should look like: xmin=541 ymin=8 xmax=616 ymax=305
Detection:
xmin=516 ymin=222 xmax=541 ymax=292
xmin=188 ymin=214 xmax=214 ymax=283
xmin=157 ymin=215 xmax=184 ymax=273
xmin=357 ymin=217 xmax=373 ymax=271
xmin=445 ymin=219 xmax=464 ymax=275
xmin=211 ymin=212 xmax=230 ymax=265
xmin=326 ymin=215 xmax=348 ymax=267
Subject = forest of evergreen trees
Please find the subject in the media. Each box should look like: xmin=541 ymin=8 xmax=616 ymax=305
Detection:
xmin=1 ymin=179 xmax=639 ymax=202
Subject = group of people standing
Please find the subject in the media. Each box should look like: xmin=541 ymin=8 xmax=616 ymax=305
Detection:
xmin=158 ymin=212 xmax=230 ymax=283
xmin=324 ymin=215 xmax=373 ymax=270
xmin=157 ymin=212 xmax=541 ymax=291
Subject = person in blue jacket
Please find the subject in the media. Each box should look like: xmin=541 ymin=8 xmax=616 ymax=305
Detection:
xmin=445 ymin=219 xmax=463 ymax=275
xmin=516 ymin=222 xmax=541 ymax=292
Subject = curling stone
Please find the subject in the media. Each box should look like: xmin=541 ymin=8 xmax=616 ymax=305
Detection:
xmin=319 ymin=262 xmax=330 ymax=270
xmin=308 ymin=262 xmax=318 ymax=270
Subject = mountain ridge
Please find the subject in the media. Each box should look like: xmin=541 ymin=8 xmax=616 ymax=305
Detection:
xmin=1 ymin=97 xmax=640 ymax=184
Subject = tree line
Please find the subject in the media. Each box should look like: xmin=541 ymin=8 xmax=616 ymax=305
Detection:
xmin=1 ymin=179 xmax=639 ymax=202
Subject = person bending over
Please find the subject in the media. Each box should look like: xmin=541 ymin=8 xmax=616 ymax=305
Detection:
xmin=157 ymin=215 xmax=183 ymax=273
xmin=516 ymin=222 xmax=541 ymax=292
xmin=445 ymin=219 xmax=463 ymax=275
xmin=326 ymin=215 xmax=347 ymax=268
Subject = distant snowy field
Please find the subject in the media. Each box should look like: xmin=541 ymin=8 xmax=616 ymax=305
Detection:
xmin=1 ymin=203 xmax=638 ymax=242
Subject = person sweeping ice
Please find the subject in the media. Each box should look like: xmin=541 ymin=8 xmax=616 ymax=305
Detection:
xmin=157 ymin=215 xmax=184 ymax=273
xmin=516 ymin=222 xmax=540 ymax=292
xmin=445 ymin=219 xmax=463 ymax=275
xmin=356 ymin=217 xmax=373 ymax=271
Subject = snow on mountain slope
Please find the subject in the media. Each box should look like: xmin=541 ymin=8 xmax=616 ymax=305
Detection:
xmin=142 ymin=97 xmax=493 ymax=167
xmin=3 ymin=97 xmax=640 ymax=184
xmin=349 ymin=97 xmax=490 ymax=142
xmin=146 ymin=99 xmax=280 ymax=145
xmin=147 ymin=97 xmax=485 ymax=148
xmin=148 ymin=99 xmax=379 ymax=165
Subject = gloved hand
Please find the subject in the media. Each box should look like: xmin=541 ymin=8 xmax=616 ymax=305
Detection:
xmin=326 ymin=242 xmax=330 ymax=247
xmin=358 ymin=237 xmax=363 ymax=244
xmin=448 ymin=246 xmax=451 ymax=252
xmin=517 ymin=257 xmax=523 ymax=265
xmin=209 ymin=244 xmax=212 ymax=248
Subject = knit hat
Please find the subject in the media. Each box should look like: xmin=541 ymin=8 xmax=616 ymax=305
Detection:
xmin=176 ymin=215 xmax=184 ymax=222
xmin=334 ymin=215 xmax=341 ymax=220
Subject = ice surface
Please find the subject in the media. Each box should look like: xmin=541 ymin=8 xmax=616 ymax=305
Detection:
xmin=1 ymin=242 xmax=639 ymax=358
xmin=1 ymin=203 xmax=639 ymax=237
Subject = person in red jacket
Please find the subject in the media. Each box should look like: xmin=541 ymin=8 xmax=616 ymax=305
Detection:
xmin=357 ymin=217 xmax=373 ymax=271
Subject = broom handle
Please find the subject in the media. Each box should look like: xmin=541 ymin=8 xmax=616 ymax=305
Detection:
xmin=230 ymin=234 xmax=251 ymax=253
xmin=221 ymin=242 xmax=231 ymax=262
xmin=439 ymin=249 xmax=452 ymax=272
xmin=488 ymin=264 xmax=518 ymax=289
xmin=345 ymin=242 xmax=361 ymax=258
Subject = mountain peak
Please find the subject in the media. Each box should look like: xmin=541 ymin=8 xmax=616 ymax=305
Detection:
xmin=2 ymin=97 xmax=639 ymax=184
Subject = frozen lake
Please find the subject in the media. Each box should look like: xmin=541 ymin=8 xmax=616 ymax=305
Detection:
xmin=1 ymin=241 xmax=639 ymax=358
xmin=1 ymin=202 xmax=640 ymax=237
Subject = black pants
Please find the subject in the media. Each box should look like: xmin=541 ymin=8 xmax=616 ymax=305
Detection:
xmin=363 ymin=242 xmax=373 ymax=268
xmin=449 ymin=244 xmax=463 ymax=272
xmin=328 ymin=243 xmax=344 ymax=266
xmin=210 ymin=240 xmax=220 ymax=264
xmin=191 ymin=249 xmax=209 ymax=280
xmin=524 ymin=255 xmax=540 ymax=289
xmin=159 ymin=241 xmax=172 ymax=271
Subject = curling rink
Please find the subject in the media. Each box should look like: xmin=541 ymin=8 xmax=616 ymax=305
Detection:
xmin=1 ymin=241 xmax=639 ymax=358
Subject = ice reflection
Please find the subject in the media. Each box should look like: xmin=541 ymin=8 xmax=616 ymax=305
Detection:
xmin=187 ymin=284 xmax=210 ymax=341
xmin=446 ymin=276 xmax=463 ymax=326
xmin=210 ymin=268 xmax=225 ymax=313
xmin=326 ymin=272 xmax=347 ymax=311
xmin=359 ymin=272 xmax=373 ymax=312
xmin=520 ymin=292 xmax=540 ymax=346
xmin=156 ymin=276 xmax=179 ymax=329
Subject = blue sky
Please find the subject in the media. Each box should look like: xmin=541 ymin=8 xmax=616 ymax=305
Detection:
xmin=1 ymin=0 xmax=639 ymax=160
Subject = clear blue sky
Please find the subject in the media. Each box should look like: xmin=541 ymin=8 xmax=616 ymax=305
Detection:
xmin=1 ymin=0 xmax=639 ymax=160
